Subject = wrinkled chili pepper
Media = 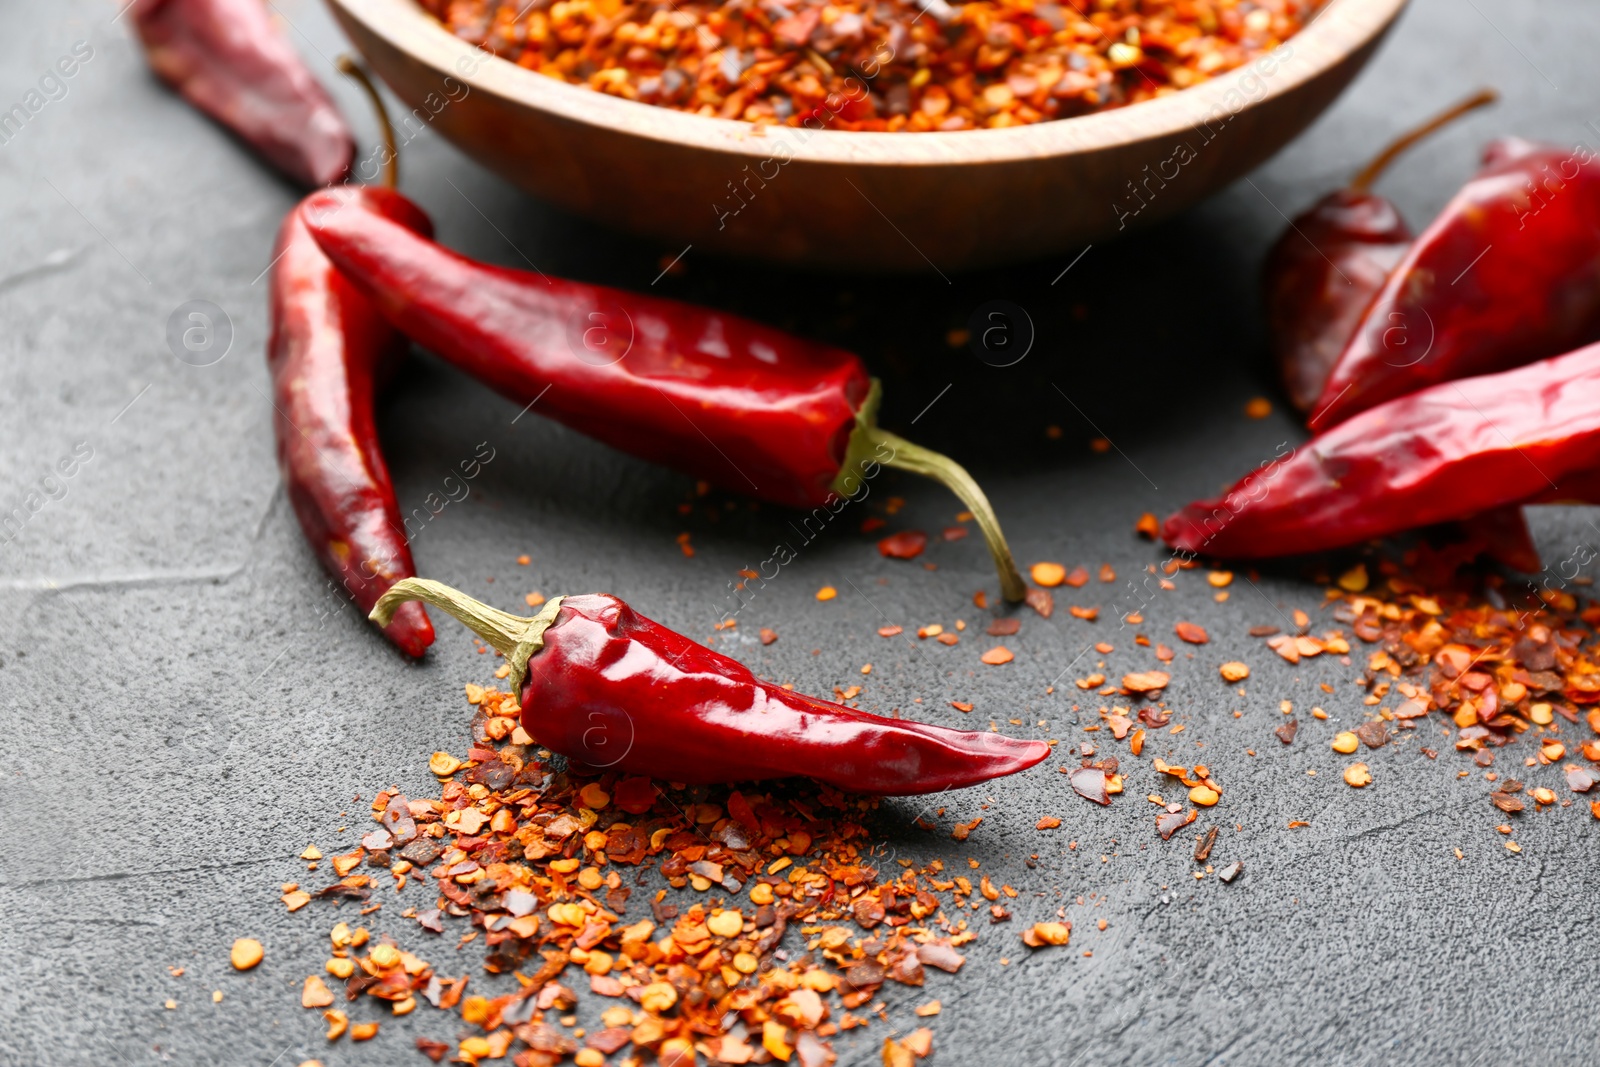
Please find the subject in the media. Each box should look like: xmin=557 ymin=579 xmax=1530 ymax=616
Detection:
xmin=300 ymin=201 xmax=1028 ymax=601
xmin=1310 ymin=135 xmax=1600 ymax=427
xmin=132 ymin=0 xmax=353 ymax=187
xmin=371 ymin=578 xmax=1050 ymax=794
xmin=267 ymin=61 xmax=432 ymax=656
xmin=1162 ymin=341 xmax=1600 ymax=562
xmin=1264 ymin=90 xmax=1497 ymax=416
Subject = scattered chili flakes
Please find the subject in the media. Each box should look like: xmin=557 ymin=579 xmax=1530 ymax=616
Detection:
xmin=1035 ymin=816 xmax=1061 ymax=830
xmin=1069 ymin=605 xmax=1099 ymax=621
xmin=816 ymin=585 xmax=838 ymax=601
xmin=1343 ymin=763 xmax=1373 ymax=788
xmin=980 ymin=646 xmax=1015 ymax=666
xmin=950 ymin=701 xmax=974 ymax=713
xmin=1122 ymin=671 xmax=1170 ymax=694
xmin=1337 ymin=564 xmax=1369 ymax=592
xmin=1021 ymin=922 xmax=1071 ymax=948
xmin=1219 ymin=662 xmax=1250 ymax=683
xmin=276 ymin=681 xmax=1056 ymax=1064
xmin=1174 ymin=622 xmax=1209 ymax=645
xmin=879 ymin=531 xmax=927 ymax=559
xmin=759 ymin=627 xmax=778 ymax=645
xmin=1135 ymin=513 xmax=1159 ymax=539
xmin=1031 ymin=562 xmax=1067 ymax=587
xmin=230 ymin=939 xmax=264 ymax=971
xmin=1156 ymin=809 xmax=1197 ymax=840
xmin=301 ymin=975 xmax=335 ymax=1009
xmin=987 ymin=617 xmax=1021 ymax=636
xmin=877 ymin=625 xmax=903 ymax=637
xmin=1025 ymin=588 xmax=1054 ymax=617
xmin=1353 ymin=720 xmax=1389 ymax=750
xmin=1244 ymin=397 xmax=1272 ymax=419
xmin=1069 ymin=767 xmax=1110 ymax=806
xmin=1194 ymin=827 xmax=1218 ymax=863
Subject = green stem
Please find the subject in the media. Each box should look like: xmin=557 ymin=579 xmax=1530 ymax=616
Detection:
xmin=336 ymin=55 xmax=399 ymax=190
xmin=834 ymin=380 xmax=1027 ymax=603
xmin=1348 ymin=88 xmax=1497 ymax=194
xmin=371 ymin=578 xmax=565 ymax=699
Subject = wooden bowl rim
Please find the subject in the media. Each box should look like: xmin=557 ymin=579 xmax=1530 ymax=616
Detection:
xmin=329 ymin=0 xmax=1408 ymax=166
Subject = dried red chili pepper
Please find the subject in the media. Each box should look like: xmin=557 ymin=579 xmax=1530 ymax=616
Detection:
xmin=1162 ymin=341 xmax=1600 ymax=562
xmin=1310 ymin=134 xmax=1600 ymax=427
xmin=267 ymin=61 xmax=432 ymax=656
xmin=132 ymin=0 xmax=353 ymax=187
xmin=371 ymin=578 xmax=1050 ymax=794
xmin=1264 ymin=90 xmax=1497 ymax=416
xmin=301 ymin=203 xmax=1027 ymax=600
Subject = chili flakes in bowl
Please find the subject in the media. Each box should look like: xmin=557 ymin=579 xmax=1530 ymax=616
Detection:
xmin=420 ymin=0 xmax=1318 ymax=130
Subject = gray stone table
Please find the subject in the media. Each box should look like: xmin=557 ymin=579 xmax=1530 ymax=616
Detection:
xmin=3 ymin=1 xmax=1598 ymax=1064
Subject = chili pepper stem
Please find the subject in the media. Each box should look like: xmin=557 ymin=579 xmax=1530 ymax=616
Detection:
xmin=372 ymin=578 xmax=565 ymax=699
xmin=835 ymin=379 xmax=1027 ymax=602
xmin=336 ymin=55 xmax=399 ymax=190
xmin=1348 ymin=88 xmax=1498 ymax=194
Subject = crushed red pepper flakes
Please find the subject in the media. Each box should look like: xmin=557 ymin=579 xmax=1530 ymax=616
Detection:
xmin=280 ymin=683 xmax=1042 ymax=1064
xmin=1134 ymin=513 xmax=1159 ymax=539
xmin=1030 ymin=562 xmax=1066 ymax=587
xmin=1174 ymin=622 xmax=1209 ymax=645
xmin=1218 ymin=662 xmax=1250 ymax=683
xmin=424 ymin=0 xmax=1316 ymax=132
xmin=1121 ymin=671 xmax=1169 ymax=694
xmin=879 ymin=531 xmax=928 ymax=559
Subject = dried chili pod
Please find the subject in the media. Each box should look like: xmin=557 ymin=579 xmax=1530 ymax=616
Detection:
xmin=1264 ymin=90 xmax=1497 ymax=417
xmin=302 ymin=202 xmax=1027 ymax=600
xmin=1311 ymin=134 xmax=1600 ymax=427
xmin=1162 ymin=341 xmax=1600 ymax=562
xmin=266 ymin=61 xmax=432 ymax=655
xmin=132 ymin=0 xmax=353 ymax=187
xmin=371 ymin=579 xmax=1050 ymax=794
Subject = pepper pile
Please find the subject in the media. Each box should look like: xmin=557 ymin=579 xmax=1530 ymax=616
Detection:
xmin=1289 ymin=560 xmax=1600 ymax=813
xmin=420 ymin=0 xmax=1316 ymax=130
xmin=286 ymin=682 xmax=1078 ymax=1066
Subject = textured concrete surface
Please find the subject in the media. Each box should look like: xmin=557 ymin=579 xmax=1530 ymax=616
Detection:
xmin=3 ymin=1 xmax=1600 ymax=1065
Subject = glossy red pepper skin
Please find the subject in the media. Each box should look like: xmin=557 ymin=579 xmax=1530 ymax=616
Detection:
xmin=132 ymin=0 xmax=353 ymax=187
xmin=372 ymin=581 xmax=1049 ymax=795
xmin=1311 ymin=139 xmax=1600 ymax=427
xmin=1162 ymin=341 xmax=1600 ymax=561
xmin=268 ymin=186 xmax=434 ymax=656
xmin=1264 ymin=191 xmax=1412 ymax=416
xmin=527 ymin=595 xmax=1049 ymax=793
xmin=301 ymin=196 xmax=867 ymax=510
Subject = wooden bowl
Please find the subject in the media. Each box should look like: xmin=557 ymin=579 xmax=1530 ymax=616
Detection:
xmin=327 ymin=0 xmax=1409 ymax=272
